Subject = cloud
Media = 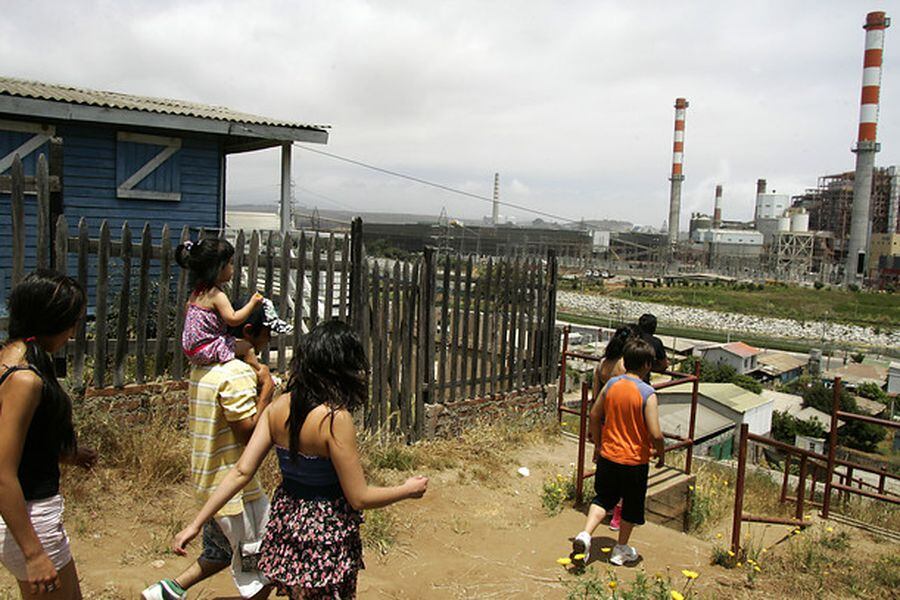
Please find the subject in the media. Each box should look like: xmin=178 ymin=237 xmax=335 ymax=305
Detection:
xmin=3 ymin=1 xmax=897 ymax=228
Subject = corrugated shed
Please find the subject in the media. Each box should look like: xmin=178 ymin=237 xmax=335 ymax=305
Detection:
xmin=0 ymin=76 xmax=329 ymax=131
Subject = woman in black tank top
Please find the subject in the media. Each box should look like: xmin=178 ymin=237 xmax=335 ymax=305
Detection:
xmin=0 ymin=270 xmax=94 ymax=598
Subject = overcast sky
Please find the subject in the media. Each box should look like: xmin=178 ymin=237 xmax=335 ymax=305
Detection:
xmin=3 ymin=1 xmax=898 ymax=228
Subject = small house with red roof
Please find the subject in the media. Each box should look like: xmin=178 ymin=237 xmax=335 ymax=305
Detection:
xmin=699 ymin=341 xmax=761 ymax=375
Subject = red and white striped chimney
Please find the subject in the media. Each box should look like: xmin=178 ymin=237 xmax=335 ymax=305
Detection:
xmin=846 ymin=11 xmax=891 ymax=283
xmin=713 ymin=184 xmax=723 ymax=228
xmin=667 ymin=98 xmax=689 ymax=246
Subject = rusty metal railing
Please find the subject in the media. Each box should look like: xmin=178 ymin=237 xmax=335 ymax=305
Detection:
xmin=555 ymin=326 xmax=701 ymax=504
xmin=731 ymin=377 xmax=900 ymax=554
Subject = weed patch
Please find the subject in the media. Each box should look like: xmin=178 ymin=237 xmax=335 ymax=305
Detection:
xmin=562 ymin=568 xmax=699 ymax=600
xmin=542 ymin=472 xmax=577 ymax=516
xmin=361 ymin=508 xmax=397 ymax=555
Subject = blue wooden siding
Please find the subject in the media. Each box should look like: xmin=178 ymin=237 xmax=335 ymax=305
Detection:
xmin=0 ymin=120 xmax=223 ymax=312
xmin=0 ymin=130 xmax=51 ymax=308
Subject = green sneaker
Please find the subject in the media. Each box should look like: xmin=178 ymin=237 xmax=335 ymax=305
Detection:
xmin=141 ymin=579 xmax=187 ymax=600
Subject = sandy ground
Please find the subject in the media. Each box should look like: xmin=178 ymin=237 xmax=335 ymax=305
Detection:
xmin=0 ymin=436 xmax=800 ymax=599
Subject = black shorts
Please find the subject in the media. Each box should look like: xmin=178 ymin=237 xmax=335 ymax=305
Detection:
xmin=592 ymin=456 xmax=649 ymax=525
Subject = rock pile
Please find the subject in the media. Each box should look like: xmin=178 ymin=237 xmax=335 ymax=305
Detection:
xmin=558 ymin=291 xmax=899 ymax=349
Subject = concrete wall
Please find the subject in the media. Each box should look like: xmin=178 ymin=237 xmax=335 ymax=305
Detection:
xmin=424 ymin=385 xmax=556 ymax=438
xmin=79 ymin=380 xmax=188 ymax=425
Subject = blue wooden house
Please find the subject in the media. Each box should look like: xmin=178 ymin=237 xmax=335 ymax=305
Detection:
xmin=0 ymin=76 xmax=329 ymax=294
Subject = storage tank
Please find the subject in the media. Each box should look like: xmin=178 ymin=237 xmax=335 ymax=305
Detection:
xmin=790 ymin=210 xmax=809 ymax=232
xmin=777 ymin=216 xmax=791 ymax=232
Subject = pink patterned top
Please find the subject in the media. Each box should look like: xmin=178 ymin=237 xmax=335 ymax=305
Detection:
xmin=182 ymin=303 xmax=236 ymax=365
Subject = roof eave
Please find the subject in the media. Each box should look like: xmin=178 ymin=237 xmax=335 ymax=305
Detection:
xmin=0 ymin=95 xmax=328 ymax=146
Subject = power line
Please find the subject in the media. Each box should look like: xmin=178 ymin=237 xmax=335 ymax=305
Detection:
xmin=294 ymin=143 xmax=582 ymax=225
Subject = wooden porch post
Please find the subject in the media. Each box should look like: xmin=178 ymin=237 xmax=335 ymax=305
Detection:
xmin=280 ymin=142 xmax=292 ymax=234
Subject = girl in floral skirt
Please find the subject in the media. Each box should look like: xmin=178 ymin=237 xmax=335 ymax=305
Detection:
xmin=172 ymin=320 xmax=428 ymax=598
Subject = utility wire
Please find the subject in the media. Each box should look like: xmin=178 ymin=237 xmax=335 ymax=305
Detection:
xmin=294 ymin=143 xmax=582 ymax=225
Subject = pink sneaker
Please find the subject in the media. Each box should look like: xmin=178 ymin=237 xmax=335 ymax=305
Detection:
xmin=609 ymin=505 xmax=622 ymax=531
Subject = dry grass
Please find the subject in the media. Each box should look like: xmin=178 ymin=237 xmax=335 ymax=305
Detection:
xmin=755 ymin=524 xmax=898 ymax=599
xmin=359 ymin=417 xmax=561 ymax=485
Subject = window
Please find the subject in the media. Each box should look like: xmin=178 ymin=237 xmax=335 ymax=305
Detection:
xmin=116 ymin=132 xmax=181 ymax=201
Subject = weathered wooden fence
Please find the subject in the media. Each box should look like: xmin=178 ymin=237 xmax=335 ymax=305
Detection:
xmin=3 ymin=153 xmax=561 ymax=441
xmin=355 ymin=246 xmax=560 ymax=439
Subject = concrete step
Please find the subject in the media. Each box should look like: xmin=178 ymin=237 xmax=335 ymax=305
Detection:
xmin=567 ymin=435 xmax=695 ymax=532
xmin=646 ymin=464 xmax=695 ymax=532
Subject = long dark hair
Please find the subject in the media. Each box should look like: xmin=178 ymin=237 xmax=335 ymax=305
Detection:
xmin=604 ymin=325 xmax=636 ymax=362
xmin=285 ymin=320 xmax=369 ymax=460
xmin=6 ymin=269 xmax=86 ymax=454
xmin=175 ymin=237 xmax=234 ymax=292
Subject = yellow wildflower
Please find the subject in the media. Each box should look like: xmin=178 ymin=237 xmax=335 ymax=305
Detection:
xmin=826 ymin=527 xmax=834 ymax=533
xmin=727 ymin=550 xmax=735 ymax=557
xmin=736 ymin=562 xmax=742 ymax=567
xmin=754 ymin=566 xmax=761 ymax=572
xmin=681 ymin=569 xmax=699 ymax=580
xmin=715 ymin=533 xmax=723 ymax=539
xmin=761 ymin=548 xmax=768 ymax=553
xmin=670 ymin=591 xmax=685 ymax=600
xmin=573 ymin=553 xmax=586 ymax=561
xmin=688 ymin=485 xmax=695 ymax=491
xmin=608 ymin=581 xmax=617 ymax=589
xmin=556 ymin=557 xmax=572 ymax=566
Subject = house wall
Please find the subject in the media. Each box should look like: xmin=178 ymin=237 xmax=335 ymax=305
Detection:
xmin=0 ymin=118 xmax=223 ymax=306
xmin=888 ymin=366 xmax=900 ymax=395
xmin=58 ymin=123 xmax=222 ymax=237
xmin=702 ymin=347 xmax=757 ymax=375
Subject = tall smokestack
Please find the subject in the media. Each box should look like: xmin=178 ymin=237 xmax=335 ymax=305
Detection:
xmin=492 ymin=172 xmax=500 ymax=225
xmin=713 ymin=184 xmax=723 ymax=228
xmin=846 ymin=11 xmax=890 ymax=283
xmin=667 ymin=98 xmax=689 ymax=246
xmin=753 ymin=179 xmax=767 ymax=223
xmin=889 ymin=166 xmax=899 ymax=234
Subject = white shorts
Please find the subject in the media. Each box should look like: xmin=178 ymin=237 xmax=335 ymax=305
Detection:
xmin=203 ymin=495 xmax=271 ymax=598
xmin=0 ymin=495 xmax=72 ymax=581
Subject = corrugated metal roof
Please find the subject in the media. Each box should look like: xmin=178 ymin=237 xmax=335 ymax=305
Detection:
xmin=0 ymin=76 xmax=329 ymax=131
xmin=659 ymin=382 xmax=770 ymax=413
xmin=723 ymin=341 xmax=760 ymax=358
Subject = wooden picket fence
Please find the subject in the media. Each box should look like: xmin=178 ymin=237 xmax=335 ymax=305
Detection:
xmin=4 ymin=154 xmax=561 ymax=441
xmin=355 ymin=245 xmax=560 ymax=438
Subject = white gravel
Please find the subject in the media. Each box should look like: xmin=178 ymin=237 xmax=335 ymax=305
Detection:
xmin=558 ymin=291 xmax=899 ymax=349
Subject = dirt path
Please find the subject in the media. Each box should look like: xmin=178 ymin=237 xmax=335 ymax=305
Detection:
xmin=1 ymin=437 xmax=739 ymax=599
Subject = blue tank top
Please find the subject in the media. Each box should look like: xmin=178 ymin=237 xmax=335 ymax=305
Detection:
xmin=276 ymin=446 xmax=343 ymax=500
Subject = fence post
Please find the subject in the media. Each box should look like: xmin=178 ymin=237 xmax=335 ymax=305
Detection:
xmin=153 ymin=225 xmax=171 ymax=378
xmin=821 ymin=377 xmax=841 ymax=519
xmin=575 ymin=381 xmax=589 ymax=505
xmin=731 ymin=423 xmax=749 ymax=556
xmin=796 ymin=455 xmax=808 ymax=521
xmin=557 ymin=326 xmax=570 ymax=420
xmin=93 ymin=221 xmax=111 ymax=389
xmin=172 ymin=226 xmax=189 ymax=381
xmin=418 ymin=246 xmax=436 ymax=438
xmin=73 ymin=219 xmax=89 ymax=388
xmin=113 ymin=223 xmax=132 ymax=388
xmin=54 ymin=216 xmax=68 ymax=276
xmin=685 ymin=359 xmax=701 ymax=475
xmin=36 ymin=154 xmax=50 ymax=269
xmin=11 ymin=155 xmax=24 ymax=287
xmin=545 ymin=249 xmax=559 ymax=383
xmin=780 ymin=454 xmax=792 ymax=504
xmin=349 ymin=218 xmax=364 ymax=335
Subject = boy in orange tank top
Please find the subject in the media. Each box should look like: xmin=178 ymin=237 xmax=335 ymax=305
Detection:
xmin=571 ymin=338 xmax=665 ymax=567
